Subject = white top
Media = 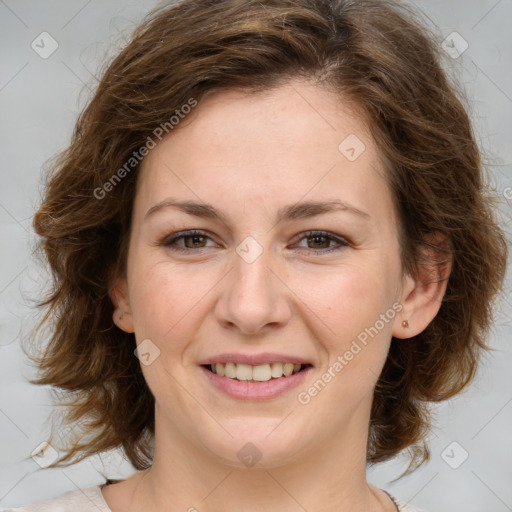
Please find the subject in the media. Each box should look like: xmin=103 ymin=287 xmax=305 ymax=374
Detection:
xmin=4 ymin=483 xmax=428 ymax=511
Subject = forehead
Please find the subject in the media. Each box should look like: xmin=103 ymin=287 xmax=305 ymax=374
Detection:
xmin=134 ymin=79 xmax=394 ymax=226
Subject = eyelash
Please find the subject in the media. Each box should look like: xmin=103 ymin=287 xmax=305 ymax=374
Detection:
xmin=161 ymin=229 xmax=350 ymax=255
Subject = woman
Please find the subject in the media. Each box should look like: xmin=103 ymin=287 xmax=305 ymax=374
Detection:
xmin=14 ymin=0 xmax=507 ymax=510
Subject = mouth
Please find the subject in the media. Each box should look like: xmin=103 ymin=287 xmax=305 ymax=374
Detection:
xmin=202 ymin=362 xmax=311 ymax=381
xmin=200 ymin=362 xmax=313 ymax=400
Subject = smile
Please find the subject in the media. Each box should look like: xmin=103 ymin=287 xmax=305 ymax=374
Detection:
xmin=208 ymin=362 xmax=304 ymax=381
xmin=200 ymin=363 xmax=313 ymax=400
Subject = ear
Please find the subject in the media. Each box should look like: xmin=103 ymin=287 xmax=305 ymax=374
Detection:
xmin=393 ymin=232 xmax=452 ymax=339
xmin=110 ymin=277 xmax=135 ymax=333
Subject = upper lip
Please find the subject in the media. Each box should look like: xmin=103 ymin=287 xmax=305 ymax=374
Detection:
xmin=200 ymin=352 xmax=313 ymax=366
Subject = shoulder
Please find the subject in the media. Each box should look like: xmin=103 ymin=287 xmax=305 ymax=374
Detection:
xmin=382 ymin=489 xmax=429 ymax=512
xmin=397 ymin=503 xmax=430 ymax=512
xmin=398 ymin=504 xmax=430 ymax=512
xmin=3 ymin=485 xmax=112 ymax=512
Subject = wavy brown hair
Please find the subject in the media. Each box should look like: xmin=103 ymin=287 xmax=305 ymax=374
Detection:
xmin=24 ymin=0 xmax=508 ymax=475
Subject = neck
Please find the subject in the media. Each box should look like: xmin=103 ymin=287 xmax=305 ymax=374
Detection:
xmin=128 ymin=400 xmax=390 ymax=512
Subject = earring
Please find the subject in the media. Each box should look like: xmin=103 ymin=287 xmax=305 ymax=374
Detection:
xmin=402 ymin=320 xmax=409 ymax=328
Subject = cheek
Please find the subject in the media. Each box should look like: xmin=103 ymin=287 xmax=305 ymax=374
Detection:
xmin=301 ymin=262 xmax=393 ymax=335
xmin=297 ymin=259 xmax=398 ymax=380
xmin=128 ymin=256 xmax=224 ymax=356
xmin=301 ymin=269 xmax=397 ymax=403
xmin=130 ymin=269 xmax=168 ymax=332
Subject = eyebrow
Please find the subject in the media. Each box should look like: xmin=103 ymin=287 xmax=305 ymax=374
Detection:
xmin=144 ymin=198 xmax=371 ymax=223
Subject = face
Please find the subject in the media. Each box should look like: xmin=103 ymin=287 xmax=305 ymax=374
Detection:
xmin=112 ymin=79 xmax=416 ymax=468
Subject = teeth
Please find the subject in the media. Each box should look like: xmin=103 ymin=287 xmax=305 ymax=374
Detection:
xmin=209 ymin=362 xmax=304 ymax=381
xmin=215 ymin=363 xmax=225 ymax=376
xmin=283 ymin=363 xmax=294 ymax=376
xmin=271 ymin=363 xmax=283 ymax=378
xmin=235 ymin=363 xmax=252 ymax=381
xmin=225 ymin=363 xmax=236 ymax=378
xmin=253 ymin=364 xmax=272 ymax=381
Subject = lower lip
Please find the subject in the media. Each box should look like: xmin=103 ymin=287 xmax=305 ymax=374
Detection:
xmin=200 ymin=365 xmax=313 ymax=401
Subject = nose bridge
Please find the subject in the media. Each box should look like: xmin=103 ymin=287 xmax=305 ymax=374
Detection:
xmin=234 ymin=243 xmax=274 ymax=299
xmin=216 ymin=237 xmax=291 ymax=334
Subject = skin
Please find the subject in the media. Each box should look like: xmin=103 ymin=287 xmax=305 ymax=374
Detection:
xmin=106 ymin=78 xmax=451 ymax=512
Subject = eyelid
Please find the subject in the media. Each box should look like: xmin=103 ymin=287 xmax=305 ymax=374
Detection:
xmin=161 ymin=229 xmax=219 ymax=251
xmin=160 ymin=229 xmax=351 ymax=254
xmin=291 ymin=230 xmax=351 ymax=255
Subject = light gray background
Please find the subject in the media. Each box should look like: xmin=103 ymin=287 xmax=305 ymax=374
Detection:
xmin=1 ymin=1 xmax=511 ymax=510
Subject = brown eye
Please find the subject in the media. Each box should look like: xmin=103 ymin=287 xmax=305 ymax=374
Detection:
xmin=293 ymin=231 xmax=350 ymax=254
xmin=307 ymin=234 xmax=331 ymax=249
xmin=182 ymin=234 xmax=207 ymax=248
xmin=162 ymin=230 xmax=216 ymax=252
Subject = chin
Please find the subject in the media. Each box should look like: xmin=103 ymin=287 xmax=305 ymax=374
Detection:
xmin=203 ymin=425 xmax=307 ymax=469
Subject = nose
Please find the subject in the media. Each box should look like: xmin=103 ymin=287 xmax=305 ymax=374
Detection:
xmin=215 ymin=244 xmax=292 ymax=336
